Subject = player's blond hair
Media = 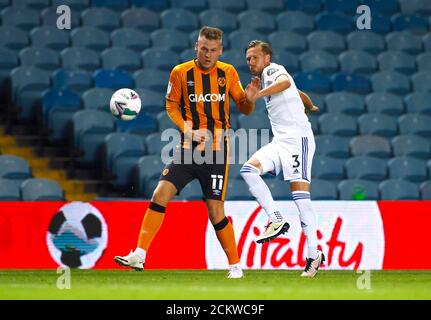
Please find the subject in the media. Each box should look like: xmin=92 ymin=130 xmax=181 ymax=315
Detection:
xmin=199 ymin=26 xmax=223 ymax=41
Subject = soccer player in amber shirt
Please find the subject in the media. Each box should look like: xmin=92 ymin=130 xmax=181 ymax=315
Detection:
xmin=115 ymin=26 xmax=260 ymax=278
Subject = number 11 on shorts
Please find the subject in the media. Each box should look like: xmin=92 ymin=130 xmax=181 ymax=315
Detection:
xmin=211 ymin=175 xmax=224 ymax=191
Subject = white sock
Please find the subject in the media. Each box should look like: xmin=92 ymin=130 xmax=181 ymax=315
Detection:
xmin=240 ymin=163 xmax=281 ymax=222
xmin=134 ymin=247 xmax=146 ymax=261
xmin=292 ymin=191 xmax=318 ymax=259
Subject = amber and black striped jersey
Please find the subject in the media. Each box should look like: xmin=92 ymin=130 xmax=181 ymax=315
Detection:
xmin=165 ymin=59 xmax=254 ymax=150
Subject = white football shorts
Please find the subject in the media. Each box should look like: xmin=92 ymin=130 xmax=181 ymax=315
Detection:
xmin=252 ymin=136 xmax=316 ymax=182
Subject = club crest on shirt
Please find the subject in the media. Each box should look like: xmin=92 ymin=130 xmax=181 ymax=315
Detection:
xmin=267 ymin=68 xmax=278 ymax=76
xmin=218 ymin=77 xmax=226 ymax=87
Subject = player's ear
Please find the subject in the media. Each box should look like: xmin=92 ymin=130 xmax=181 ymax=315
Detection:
xmin=194 ymin=42 xmax=198 ymax=51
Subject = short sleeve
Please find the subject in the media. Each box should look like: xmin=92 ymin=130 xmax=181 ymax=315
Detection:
xmin=166 ymin=66 xmax=182 ymax=104
xmin=264 ymin=65 xmax=289 ymax=82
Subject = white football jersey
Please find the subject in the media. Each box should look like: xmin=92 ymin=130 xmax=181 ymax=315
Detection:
xmin=260 ymin=62 xmax=313 ymax=138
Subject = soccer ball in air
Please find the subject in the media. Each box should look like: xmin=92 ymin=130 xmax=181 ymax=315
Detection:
xmin=109 ymin=88 xmax=141 ymax=121
xmin=46 ymin=201 xmax=108 ymax=269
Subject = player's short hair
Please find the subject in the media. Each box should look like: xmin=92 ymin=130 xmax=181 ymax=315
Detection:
xmin=245 ymin=40 xmax=273 ymax=58
xmin=199 ymin=26 xmax=223 ymax=41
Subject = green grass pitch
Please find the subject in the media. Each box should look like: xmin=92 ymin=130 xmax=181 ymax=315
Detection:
xmin=0 ymin=270 xmax=430 ymax=300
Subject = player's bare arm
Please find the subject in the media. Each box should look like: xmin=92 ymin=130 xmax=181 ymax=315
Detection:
xmin=254 ymin=74 xmax=291 ymax=102
xmin=298 ymin=89 xmax=319 ymax=114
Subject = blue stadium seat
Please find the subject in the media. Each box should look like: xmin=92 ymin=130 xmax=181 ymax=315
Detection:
xmin=133 ymin=69 xmax=169 ymax=92
xmin=385 ymin=32 xmax=423 ymax=55
xmin=358 ymin=113 xmax=398 ymax=137
xmin=199 ymin=10 xmax=237 ymax=34
xmin=246 ymin=0 xmax=284 ymax=14
xmin=61 ymin=47 xmax=100 ymax=72
xmin=176 ymin=179 xmax=204 ymax=200
xmin=10 ymin=66 xmax=51 ymax=120
xmin=307 ymin=31 xmax=345 ymax=54
xmin=308 ymin=93 xmax=326 ymax=112
xmin=391 ymin=13 xmax=428 ymax=33
xmin=104 ymin=132 xmax=146 ymax=188
xmin=134 ymin=88 xmax=165 ymax=114
xmin=265 ymin=179 xmax=292 ymax=200
xmin=135 ymin=156 xmax=165 ymax=196
xmin=324 ymin=0 xmax=359 ymax=14
xmin=21 ymin=178 xmax=65 ymax=201
xmin=71 ymin=27 xmax=110 ymax=51
xmin=319 ymin=113 xmax=357 ymax=136
xmin=81 ymin=7 xmax=120 ymax=32
xmin=325 ymin=92 xmax=364 ymax=115
xmin=1 ymin=7 xmax=39 ymax=31
xmin=238 ymin=112 xmax=271 ymax=131
xmin=145 ymin=133 xmax=162 ymax=155
xmin=310 ymin=179 xmax=338 ymax=200
xmin=116 ymin=112 xmax=158 ymax=135
xmin=0 ymin=179 xmax=21 ymax=201
xmin=110 ymin=28 xmax=150 ymax=52
xmin=398 ymin=114 xmax=431 ymax=137
xmin=350 ymin=135 xmax=392 ymax=158
xmin=42 ymin=88 xmax=82 ymax=141
xmin=365 ymin=92 xmax=404 ymax=116
xmin=276 ymin=11 xmax=314 ymax=34
xmin=294 ymin=71 xmax=331 ymax=93
xmin=272 ymin=51 xmax=300 ymax=73
xmin=141 ymin=48 xmax=180 ymax=71
xmin=345 ymin=156 xmax=387 ymax=181
xmin=0 ymin=155 xmax=32 ymax=182
xmin=399 ymin=0 xmax=431 ymax=15
xmin=369 ymin=14 xmax=392 ymax=34
xmin=30 ymin=26 xmax=69 ymax=51
xmin=238 ymin=10 xmax=276 ymax=34
xmin=268 ymin=31 xmax=307 ymax=54
xmin=150 ymin=29 xmax=190 ymax=53
xmin=52 ymin=0 xmax=89 ymax=11
xmin=404 ymin=93 xmax=431 ymax=115
xmin=160 ymin=8 xmax=198 ymax=33
xmin=379 ymin=179 xmax=420 ymax=200
xmin=121 ymin=8 xmax=160 ymax=32
xmin=228 ymin=30 xmax=267 ymax=51
xmin=156 ymin=112 xmax=174 ymax=132
xmin=0 ymin=26 xmax=29 ymax=51
xmin=361 ymin=0 xmax=399 ymax=15
xmin=346 ymin=31 xmax=385 ymax=54
xmin=417 ymin=53 xmax=431 ymax=71
xmin=52 ymin=69 xmax=93 ymax=94
xmin=221 ymin=50 xmax=248 ymax=72
xmin=101 ymin=48 xmax=141 ymax=73
xmin=312 ymin=155 xmax=345 ymax=180
xmin=331 ymin=73 xmax=371 ymax=94
xmin=171 ymin=0 xmax=208 ymax=13
xmin=0 ymin=47 xmax=18 ymax=99
xmin=284 ymin=0 xmax=322 ymax=14
xmin=388 ymin=157 xmax=428 ymax=182
xmin=208 ymin=0 xmax=246 ymax=13
xmin=338 ymin=179 xmax=379 ymax=200
xmin=73 ymin=110 xmax=116 ymax=164
xmin=424 ymin=34 xmax=431 ymax=51
xmin=371 ymin=71 xmax=410 ymax=95
xmin=132 ymin=0 xmax=169 ymax=12
xmin=315 ymin=12 xmax=353 ymax=34
xmin=300 ymin=51 xmax=338 ymax=74
xmin=226 ymin=179 xmax=253 ymax=200
xmin=315 ymin=134 xmax=350 ymax=158
xmin=339 ymin=50 xmax=377 ymax=75
xmin=41 ymin=7 xmax=80 ymax=28
xmin=420 ymin=180 xmax=431 ymax=199
xmin=308 ymin=114 xmax=319 ymax=134
xmin=391 ymin=135 xmax=430 ymax=159
xmin=378 ymin=51 xmax=416 ymax=74
xmin=12 ymin=0 xmax=50 ymax=10
xmin=82 ymin=88 xmax=113 ymax=112
xmin=411 ymin=72 xmax=431 ymax=92
xmin=19 ymin=47 xmax=60 ymax=70
xmin=92 ymin=0 xmax=129 ymax=11
xmin=93 ymin=69 xmax=133 ymax=90
xmin=180 ymin=49 xmax=195 ymax=62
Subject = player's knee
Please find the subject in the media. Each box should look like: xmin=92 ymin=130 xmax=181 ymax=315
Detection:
xmin=151 ymin=188 xmax=172 ymax=207
xmin=240 ymin=163 xmax=260 ymax=178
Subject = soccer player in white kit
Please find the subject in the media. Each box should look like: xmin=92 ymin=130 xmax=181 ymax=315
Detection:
xmin=240 ymin=40 xmax=325 ymax=277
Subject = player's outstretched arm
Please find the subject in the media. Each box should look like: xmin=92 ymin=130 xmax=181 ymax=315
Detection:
xmin=256 ymin=74 xmax=291 ymax=99
xmin=298 ymin=89 xmax=319 ymax=114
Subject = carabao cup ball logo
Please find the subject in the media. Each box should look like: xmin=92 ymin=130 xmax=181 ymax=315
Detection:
xmin=46 ymin=202 xmax=108 ymax=269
